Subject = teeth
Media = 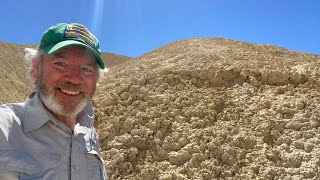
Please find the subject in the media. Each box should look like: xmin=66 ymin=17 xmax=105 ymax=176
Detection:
xmin=61 ymin=89 xmax=80 ymax=95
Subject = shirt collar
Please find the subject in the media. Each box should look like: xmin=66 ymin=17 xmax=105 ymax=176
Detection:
xmin=22 ymin=92 xmax=95 ymax=132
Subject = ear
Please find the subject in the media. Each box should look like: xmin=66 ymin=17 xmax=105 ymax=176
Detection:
xmin=31 ymin=58 xmax=40 ymax=81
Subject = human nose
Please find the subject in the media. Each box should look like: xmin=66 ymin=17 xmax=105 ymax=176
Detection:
xmin=65 ymin=67 xmax=83 ymax=84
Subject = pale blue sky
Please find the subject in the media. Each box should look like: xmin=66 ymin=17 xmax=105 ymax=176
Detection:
xmin=1 ymin=0 xmax=319 ymax=57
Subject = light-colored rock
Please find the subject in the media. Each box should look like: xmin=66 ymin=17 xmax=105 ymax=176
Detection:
xmin=2 ymin=38 xmax=320 ymax=179
xmin=93 ymin=38 xmax=320 ymax=179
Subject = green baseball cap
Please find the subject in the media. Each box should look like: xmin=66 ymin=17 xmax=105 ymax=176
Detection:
xmin=38 ymin=23 xmax=105 ymax=69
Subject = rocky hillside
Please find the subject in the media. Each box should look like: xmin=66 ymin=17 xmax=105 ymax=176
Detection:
xmin=93 ymin=38 xmax=320 ymax=179
xmin=0 ymin=42 xmax=132 ymax=104
xmin=1 ymin=38 xmax=320 ymax=179
xmin=0 ymin=42 xmax=34 ymax=103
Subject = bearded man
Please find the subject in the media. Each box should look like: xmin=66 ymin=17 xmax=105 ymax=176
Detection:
xmin=0 ymin=23 xmax=108 ymax=180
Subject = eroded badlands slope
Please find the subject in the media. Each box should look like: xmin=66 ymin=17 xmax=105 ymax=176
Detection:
xmin=93 ymin=38 xmax=320 ymax=179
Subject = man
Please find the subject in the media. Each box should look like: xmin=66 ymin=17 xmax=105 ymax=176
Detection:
xmin=0 ymin=23 xmax=108 ymax=180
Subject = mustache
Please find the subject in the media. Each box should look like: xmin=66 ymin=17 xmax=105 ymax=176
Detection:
xmin=55 ymin=82 xmax=85 ymax=92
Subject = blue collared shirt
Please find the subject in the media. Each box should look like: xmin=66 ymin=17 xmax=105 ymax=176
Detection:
xmin=0 ymin=92 xmax=107 ymax=180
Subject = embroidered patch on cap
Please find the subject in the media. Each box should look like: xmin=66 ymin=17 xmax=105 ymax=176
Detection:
xmin=65 ymin=24 xmax=95 ymax=48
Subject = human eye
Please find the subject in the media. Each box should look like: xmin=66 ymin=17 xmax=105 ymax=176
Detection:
xmin=82 ymin=66 xmax=95 ymax=73
xmin=51 ymin=57 xmax=67 ymax=67
xmin=54 ymin=61 xmax=66 ymax=67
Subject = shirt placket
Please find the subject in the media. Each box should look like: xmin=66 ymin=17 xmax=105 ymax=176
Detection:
xmin=70 ymin=133 xmax=80 ymax=180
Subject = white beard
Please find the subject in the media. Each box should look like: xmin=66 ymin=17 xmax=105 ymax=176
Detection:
xmin=39 ymin=91 xmax=89 ymax=117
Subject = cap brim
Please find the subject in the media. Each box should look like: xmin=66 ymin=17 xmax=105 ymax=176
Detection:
xmin=41 ymin=40 xmax=105 ymax=69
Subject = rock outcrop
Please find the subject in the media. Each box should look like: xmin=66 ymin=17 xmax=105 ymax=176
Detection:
xmin=1 ymin=38 xmax=320 ymax=179
xmin=93 ymin=38 xmax=320 ymax=179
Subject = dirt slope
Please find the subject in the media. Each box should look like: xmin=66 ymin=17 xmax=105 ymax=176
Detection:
xmin=0 ymin=42 xmax=132 ymax=104
xmin=93 ymin=38 xmax=320 ymax=179
xmin=0 ymin=42 xmax=34 ymax=103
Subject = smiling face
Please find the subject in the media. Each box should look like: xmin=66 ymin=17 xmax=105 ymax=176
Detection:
xmin=32 ymin=46 xmax=99 ymax=118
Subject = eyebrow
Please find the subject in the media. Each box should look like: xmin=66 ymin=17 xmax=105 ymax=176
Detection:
xmin=84 ymin=61 xmax=98 ymax=68
xmin=53 ymin=54 xmax=98 ymax=68
xmin=49 ymin=49 xmax=98 ymax=67
xmin=50 ymin=52 xmax=66 ymax=59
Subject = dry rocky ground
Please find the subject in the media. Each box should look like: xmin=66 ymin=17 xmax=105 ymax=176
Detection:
xmin=1 ymin=38 xmax=320 ymax=179
xmin=0 ymin=42 xmax=34 ymax=103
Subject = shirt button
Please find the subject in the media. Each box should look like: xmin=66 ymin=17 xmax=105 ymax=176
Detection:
xmin=72 ymin=164 xmax=77 ymax=171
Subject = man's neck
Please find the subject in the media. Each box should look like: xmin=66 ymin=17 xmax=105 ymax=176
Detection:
xmin=49 ymin=110 xmax=77 ymax=131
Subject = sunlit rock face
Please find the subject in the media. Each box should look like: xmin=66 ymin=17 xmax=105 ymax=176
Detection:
xmin=93 ymin=38 xmax=320 ymax=179
xmin=2 ymin=39 xmax=319 ymax=179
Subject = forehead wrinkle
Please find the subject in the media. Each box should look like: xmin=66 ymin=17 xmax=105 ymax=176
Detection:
xmin=53 ymin=46 xmax=95 ymax=62
xmin=55 ymin=47 xmax=87 ymax=58
xmin=50 ymin=47 xmax=97 ymax=66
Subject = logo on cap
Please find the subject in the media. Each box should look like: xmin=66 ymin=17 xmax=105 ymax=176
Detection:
xmin=65 ymin=24 xmax=95 ymax=48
